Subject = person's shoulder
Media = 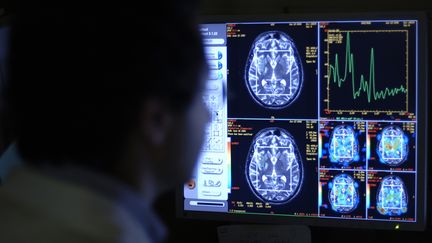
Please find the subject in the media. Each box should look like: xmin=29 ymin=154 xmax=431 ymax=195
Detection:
xmin=0 ymin=166 xmax=152 ymax=243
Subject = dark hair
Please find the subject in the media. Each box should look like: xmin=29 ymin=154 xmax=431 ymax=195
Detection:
xmin=5 ymin=1 xmax=206 ymax=170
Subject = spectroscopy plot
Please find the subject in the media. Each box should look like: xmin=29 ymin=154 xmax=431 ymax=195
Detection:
xmin=319 ymin=21 xmax=416 ymax=121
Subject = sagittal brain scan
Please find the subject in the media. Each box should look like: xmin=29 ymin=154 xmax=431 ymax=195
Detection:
xmin=245 ymin=31 xmax=303 ymax=109
xmin=246 ymin=127 xmax=303 ymax=204
xmin=329 ymin=125 xmax=359 ymax=164
xmin=377 ymin=175 xmax=408 ymax=216
xmin=376 ymin=125 xmax=409 ymax=166
xmin=328 ymin=173 xmax=359 ymax=213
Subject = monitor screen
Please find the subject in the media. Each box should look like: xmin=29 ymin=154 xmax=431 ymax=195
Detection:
xmin=179 ymin=13 xmax=428 ymax=231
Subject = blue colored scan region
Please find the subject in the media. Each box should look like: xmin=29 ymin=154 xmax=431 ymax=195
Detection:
xmin=245 ymin=31 xmax=303 ymax=109
xmin=246 ymin=127 xmax=303 ymax=204
xmin=377 ymin=125 xmax=409 ymax=166
xmin=329 ymin=125 xmax=359 ymax=165
xmin=377 ymin=175 xmax=408 ymax=216
xmin=328 ymin=174 xmax=359 ymax=213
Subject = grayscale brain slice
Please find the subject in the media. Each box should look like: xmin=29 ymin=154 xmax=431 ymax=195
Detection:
xmin=246 ymin=127 xmax=303 ymax=204
xmin=328 ymin=173 xmax=359 ymax=213
xmin=377 ymin=125 xmax=409 ymax=166
xmin=376 ymin=175 xmax=408 ymax=216
xmin=245 ymin=31 xmax=303 ymax=109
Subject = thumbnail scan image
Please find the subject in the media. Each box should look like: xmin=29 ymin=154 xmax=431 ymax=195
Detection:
xmin=328 ymin=173 xmax=359 ymax=213
xmin=329 ymin=125 xmax=359 ymax=164
xmin=376 ymin=125 xmax=409 ymax=166
xmin=245 ymin=31 xmax=303 ymax=109
xmin=376 ymin=175 xmax=408 ymax=216
xmin=246 ymin=127 xmax=303 ymax=204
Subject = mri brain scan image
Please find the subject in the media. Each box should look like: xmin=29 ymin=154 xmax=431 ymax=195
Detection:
xmin=328 ymin=173 xmax=359 ymax=213
xmin=376 ymin=125 xmax=409 ymax=166
xmin=377 ymin=175 xmax=408 ymax=216
xmin=246 ymin=127 xmax=303 ymax=204
xmin=245 ymin=31 xmax=303 ymax=109
xmin=329 ymin=125 xmax=359 ymax=164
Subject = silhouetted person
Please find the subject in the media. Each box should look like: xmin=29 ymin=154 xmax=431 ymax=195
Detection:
xmin=0 ymin=1 xmax=209 ymax=242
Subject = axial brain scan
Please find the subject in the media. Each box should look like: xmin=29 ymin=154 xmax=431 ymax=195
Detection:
xmin=246 ymin=127 xmax=303 ymax=204
xmin=377 ymin=175 xmax=408 ymax=216
xmin=328 ymin=173 xmax=359 ymax=213
xmin=245 ymin=31 xmax=303 ymax=109
xmin=377 ymin=125 xmax=409 ymax=166
xmin=329 ymin=125 xmax=359 ymax=164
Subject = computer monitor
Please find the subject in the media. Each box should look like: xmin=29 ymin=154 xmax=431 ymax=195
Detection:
xmin=178 ymin=12 xmax=428 ymax=231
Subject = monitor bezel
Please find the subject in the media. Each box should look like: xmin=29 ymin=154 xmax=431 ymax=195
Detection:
xmin=177 ymin=11 xmax=429 ymax=231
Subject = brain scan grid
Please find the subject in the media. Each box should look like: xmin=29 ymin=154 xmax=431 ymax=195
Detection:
xmin=185 ymin=20 xmax=420 ymax=226
xmin=245 ymin=31 xmax=303 ymax=109
xmin=246 ymin=127 xmax=303 ymax=204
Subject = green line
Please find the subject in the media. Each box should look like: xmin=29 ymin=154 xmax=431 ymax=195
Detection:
xmin=329 ymin=32 xmax=407 ymax=103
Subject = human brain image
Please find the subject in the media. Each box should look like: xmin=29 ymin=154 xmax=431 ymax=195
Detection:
xmin=329 ymin=125 xmax=359 ymax=165
xmin=328 ymin=173 xmax=359 ymax=213
xmin=245 ymin=31 xmax=303 ymax=109
xmin=376 ymin=125 xmax=409 ymax=166
xmin=376 ymin=175 xmax=408 ymax=216
xmin=246 ymin=127 xmax=303 ymax=204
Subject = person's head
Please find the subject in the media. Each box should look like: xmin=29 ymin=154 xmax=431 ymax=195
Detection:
xmin=5 ymin=1 xmax=209 ymax=190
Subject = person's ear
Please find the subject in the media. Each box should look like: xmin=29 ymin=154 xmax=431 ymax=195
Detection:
xmin=139 ymin=98 xmax=174 ymax=146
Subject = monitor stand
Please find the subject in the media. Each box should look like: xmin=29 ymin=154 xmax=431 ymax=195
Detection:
xmin=217 ymin=224 xmax=311 ymax=243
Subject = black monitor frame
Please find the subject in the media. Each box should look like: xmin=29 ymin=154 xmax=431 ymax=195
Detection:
xmin=177 ymin=12 xmax=429 ymax=231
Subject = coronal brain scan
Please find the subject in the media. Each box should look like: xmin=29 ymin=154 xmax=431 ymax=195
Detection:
xmin=245 ymin=31 xmax=303 ymax=109
xmin=329 ymin=125 xmax=359 ymax=164
xmin=377 ymin=125 xmax=409 ymax=166
xmin=377 ymin=175 xmax=408 ymax=216
xmin=246 ymin=127 xmax=303 ymax=204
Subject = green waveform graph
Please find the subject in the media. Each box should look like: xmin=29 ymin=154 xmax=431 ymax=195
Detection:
xmin=329 ymin=32 xmax=407 ymax=103
xmin=324 ymin=29 xmax=410 ymax=114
